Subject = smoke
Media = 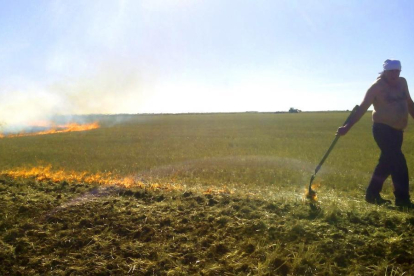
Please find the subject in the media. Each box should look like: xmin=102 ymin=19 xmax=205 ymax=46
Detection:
xmin=52 ymin=64 xmax=145 ymax=114
xmin=0 ymin=63 xmax=147 ymax=134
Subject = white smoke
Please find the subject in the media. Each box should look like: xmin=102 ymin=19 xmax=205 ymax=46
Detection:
xmin=0 ymin=63 xmax=147 ymax=134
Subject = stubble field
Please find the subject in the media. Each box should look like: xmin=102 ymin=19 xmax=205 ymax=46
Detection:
xmin=1 ymin=112 xmax=414 ymax=275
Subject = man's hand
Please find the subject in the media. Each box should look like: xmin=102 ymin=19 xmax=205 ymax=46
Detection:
xmin=336 ymin=125 xmax=350 ymax=136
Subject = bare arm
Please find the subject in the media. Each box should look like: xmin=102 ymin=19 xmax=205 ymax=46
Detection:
xmin=402 ymin=78 xmax=414 ymax=119
xmin=337 ymin=85 xmax=377 ymax=136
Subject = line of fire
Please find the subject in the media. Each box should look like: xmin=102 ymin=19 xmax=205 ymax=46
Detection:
xmin=0 ymin=122 xmax=100 ymax=138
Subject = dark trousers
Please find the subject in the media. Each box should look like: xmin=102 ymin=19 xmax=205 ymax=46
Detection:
xmin=367 ymin=123 xmax=410 ymax=200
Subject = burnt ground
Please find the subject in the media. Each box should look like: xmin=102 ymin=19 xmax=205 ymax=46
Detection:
xmin=1 ymin=176 xmax=414 ymax=275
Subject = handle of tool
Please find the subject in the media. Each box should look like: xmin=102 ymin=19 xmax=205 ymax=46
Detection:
xmin=313 ymin=105 xmax=359 ymax=175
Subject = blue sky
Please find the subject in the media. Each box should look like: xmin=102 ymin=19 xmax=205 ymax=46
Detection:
xmin=1 ymin=0 xmax=414 ymax=127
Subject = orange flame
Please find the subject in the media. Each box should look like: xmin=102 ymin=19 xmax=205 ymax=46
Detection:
xmin=0 ymin=165 xmax=237 ymax=195
xmin=1 ymin=165 xmax=183 ymax=191
xmin=304 ymin=182 xmax=320 ymax=201
xmin=305 ymin=190 xmax=318 ymax=201
xmin=0 ymin=122 xmax=100 ymax=138
xmin=311 ymin=183 xmax=321 ymax=190
xmin=203 ymin=186 xmax=233 ymax=195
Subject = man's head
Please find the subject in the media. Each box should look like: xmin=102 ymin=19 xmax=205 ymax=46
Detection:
xmin=383 ymin=59 xmax=401 ymax=71
xmin=381 ymin=59 xmax=401 ymax=85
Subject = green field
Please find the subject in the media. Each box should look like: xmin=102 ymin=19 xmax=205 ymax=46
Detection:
xmin=1 ymin=112 xmax=414 ymax=275
xmin=3 ymin=111 xmax=414 ymax=195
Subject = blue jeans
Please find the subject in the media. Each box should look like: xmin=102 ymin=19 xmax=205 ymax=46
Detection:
xmin=367 ymin=123 xmax=410 ymax=201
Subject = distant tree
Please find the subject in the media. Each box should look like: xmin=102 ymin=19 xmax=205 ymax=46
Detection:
xmin=289 ymin=107 xmax=301 ymax=113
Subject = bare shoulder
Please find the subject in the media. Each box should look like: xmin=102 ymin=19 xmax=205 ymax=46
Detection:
xmin=359 ymin=78 xmax=382 ymax=106
xmin=367 ymin=78 xmax=384 ymax=95
xmin=399 ymin=77 xmax=408 ymax=86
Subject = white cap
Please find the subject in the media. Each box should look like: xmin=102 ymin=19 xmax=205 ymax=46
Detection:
xmin=383 ymin=59 xmax=401 ymax=71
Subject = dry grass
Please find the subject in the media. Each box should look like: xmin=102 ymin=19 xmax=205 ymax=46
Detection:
xmin=1 ymin=176 xmax=414 ymax=275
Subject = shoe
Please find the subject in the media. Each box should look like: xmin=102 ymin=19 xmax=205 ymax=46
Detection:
xmin=365 ymin=194 xmax=392 ymax=205
xmin=395 ymin=199 xmax=414 ymax=209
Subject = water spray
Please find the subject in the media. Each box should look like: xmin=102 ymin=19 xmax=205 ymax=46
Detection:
xmin=306 ymin=105 xmax=359 ymax=201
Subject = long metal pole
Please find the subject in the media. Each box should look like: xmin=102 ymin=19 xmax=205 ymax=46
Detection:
xmin=308 ymin=105 xmax=359 ymax=192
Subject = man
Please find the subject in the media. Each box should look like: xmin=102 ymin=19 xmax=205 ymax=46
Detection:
xmin=337 ymin=59 xmax=414 ymax=207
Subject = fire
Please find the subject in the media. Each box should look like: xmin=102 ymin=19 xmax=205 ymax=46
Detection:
xmin=203 ymin=186 xmax=233 ymax=195
xmin=1 ymin=165 xmax=237 ymax=195
xmin=310 ymin=182 xmax=321 ymax=190
xmin=304 ymin=182 xmax=320 ymax=201
xmin=0 ymin=122 xmax=100 ymax=138
xmin=305 ymin=190 xmax=318 ymax=201
xmin=1 ymin=165 xmax=183 ymax=191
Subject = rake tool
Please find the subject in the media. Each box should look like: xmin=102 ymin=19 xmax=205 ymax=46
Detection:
xmin=307 ymin=105 xmax=359 ymax=200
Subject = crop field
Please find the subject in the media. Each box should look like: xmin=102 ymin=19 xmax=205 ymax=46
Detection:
xmin=1 ymin=112 xmax=414 ymax=275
